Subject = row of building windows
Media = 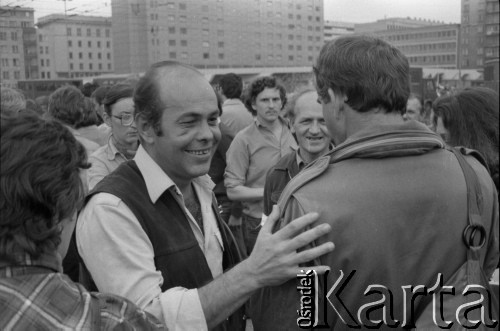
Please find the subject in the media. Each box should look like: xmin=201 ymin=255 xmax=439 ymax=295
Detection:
xmin=385 ymin=30 xmax=457 ymax=42
xmin=68 ymin=62 xmax=112 ymax=71
xmin=163 ymin=50 xmax=318 ymax=62
xmin=396 ymin=42 xmax=457 ymax=52
xmin=68 ymin=52 xmax=112 ymax=60
xmin=40 ymin=59 xmax=50 ymax=67
xmin=68 ymin=40 xmax=111 ymax=48
xmin=39 ymin=46 xmax=49 ymax=54
xmin=407 ymin=54 xmax=456 ymax=63
xmin=40 ymin=71 xmax=51 ymax=79
xmin=2 ymin=71 xmax=21 ymax=80
xmin=1 ymin=58 xmax=20 ymax=66
xmin=66 ymin=27 xmax=110 ymax=38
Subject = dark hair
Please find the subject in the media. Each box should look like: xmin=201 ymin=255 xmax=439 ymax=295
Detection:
xmin=313 ymin=35 xmax=410 ymax=114
xmin=102 ymin=83 xmax=135 ymax=116
xmin=285 ymin=87 xmax=316 ymax=124
xmin=48 ymin=85 xmax=84 ymax=126
xmin=1 ymin=87 xmax=26 ymax=115
xmin=219 ymin=73 xmax=243 ymax=99
xmin=243 ymin=76 xmax=287 ymax=116
xmin=134 ymin=61 xmax=202 ymax=136
xmin=0 ymin=113 xmax=90 ymax=260
xmin=81 ymin=82 xmax=100 ymax=97
xmin=91 ymin=86 xmax=110 ymax=106
xmin=75 ymin=97 xmax=99 ymax=128
xmin=433 ymin=87 xmax=499 ymax=178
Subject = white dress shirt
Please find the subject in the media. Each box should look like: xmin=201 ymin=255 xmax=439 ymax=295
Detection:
xmin=77 ymin=145 xmax=224 ymax=331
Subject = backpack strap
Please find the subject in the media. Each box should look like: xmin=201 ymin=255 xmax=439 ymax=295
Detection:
xmin=90 ymin=294 xmax=101 ymax=330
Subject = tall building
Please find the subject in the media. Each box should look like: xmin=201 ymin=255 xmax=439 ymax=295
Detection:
xmin=355 ymin=17 xmax=444 ymax=34
xmin=374 ymin=24 xmax=461 ymax=69
xmin=112 ymin=0 xmax=324 ymax=74
xmin=483 ymin=0 xmax=499 ymax=92
xmin=460 ymin=0 xmax=486 ymax=69
xmin=323 ymin=21 xmax=354 ymax=42
xmin=0 ymin=6 xmax=37 ymax=88
xmin=36 ymin=14 xmax=113 ymax=79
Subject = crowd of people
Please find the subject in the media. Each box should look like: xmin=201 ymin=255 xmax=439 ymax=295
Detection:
xmin=1 ymin=34 xmax=498 ymax=330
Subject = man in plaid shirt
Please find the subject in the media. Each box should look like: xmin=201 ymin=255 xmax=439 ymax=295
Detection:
xmin=0 ymin=113 xmax=164 ymax=330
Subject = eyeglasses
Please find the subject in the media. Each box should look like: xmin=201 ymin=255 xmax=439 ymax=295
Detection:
xmin=112 ymin=113 xmax=134 ymax=126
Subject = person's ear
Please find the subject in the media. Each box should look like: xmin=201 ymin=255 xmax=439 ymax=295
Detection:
xmin=327 ymin=88 xmax=346 ymax=120
xmin=136 ymin=116 xmax=155 ymax=145
xmin=103 ymin=112 xmax=112 ymax=127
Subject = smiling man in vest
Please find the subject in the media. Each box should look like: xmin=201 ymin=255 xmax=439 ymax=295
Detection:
xmin=76 ymin=61 xmax=334 ymax=331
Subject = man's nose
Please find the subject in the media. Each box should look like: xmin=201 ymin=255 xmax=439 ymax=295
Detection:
xmin=309 ymin=121 xmax=320 ymax=134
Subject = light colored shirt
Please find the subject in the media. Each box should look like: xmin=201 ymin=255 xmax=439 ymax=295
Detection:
xmin=77 ymin=145 xmax=224 ymax=331
xmin=220 ymin=99 xmax=253 ymax=138
xmin=87 ymin=135 xmax=128 ymax=190
xmin=224 ymin=117 xmax=297 ymax=218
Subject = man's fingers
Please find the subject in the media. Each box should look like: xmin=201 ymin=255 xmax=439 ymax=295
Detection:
xmin=294 ymin=242 xmax=335 ymax=265
xmin=275 ymin=212 xmax=320 ymax=240
xmin=287 ymin=223 xmax=331 ymax=251
xmin=261 ymin=204 xmax=280 ymax=233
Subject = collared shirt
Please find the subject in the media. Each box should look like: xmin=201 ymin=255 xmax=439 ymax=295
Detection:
xmin=77 ymin=124 xmax=111 ymax=147
xmin=221 ymin=98 xmax=254 ymax=138
xmin=77 ymin=145 xmax=223 ymax=331
xmin=224 ymin=117 xmax=297 ymax=218
xmin=87 ymin=135 xmax=129 ymax=190
xmin=0 ymin=251 xmax=164 ymax=330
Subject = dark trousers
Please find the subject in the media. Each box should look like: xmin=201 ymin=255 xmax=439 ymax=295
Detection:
xmin=242 ymin=214 xmax=262 ymax=255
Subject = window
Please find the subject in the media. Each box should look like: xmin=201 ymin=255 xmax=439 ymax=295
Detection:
xmin=181 ymin=52 xmax=188 ymax=59
xmin=70 ymin=63 xmax=74 ymax=70
xmin=169 ymin=40 xmax=176 ymax=46
xmin=180 ymin=28 xmax=187 ymax=34
xmin=11 ymin=32 xmax=18 ymax=41
xmin=202 ymin=17 xmax=209 ymax=24
xmin=0 ymin=59 xmax=8 ymax=66
xmin=202 ymin=29 xmax=209 ymax=36
xmin=169 ymin=52 xmax=176 ymax=59
xmin=68 ymin=40 xmax=73 ymax=47
xmin=255 ymin=54 xmax=261 ymax=60
xmin=79 ymin=52 xmax=83 ymax=59
xmin=69 ymin=52 xmax=73 ymax=59
xmin=105 ymin=29 xmax=110 ymax=37
xmin=108 ymin=63 xmax=111 ymax=70
xmin=45 ymin=46 xmax=49 ymax=54
xmin=40 ymin=72 xmax=44 ymax=79
xmin=169 ymin=27 xmax=176 ymax=33
xmin=96 ymin=29 xmax=101 ymax=37
xmin=38 ymin=34 xmax=42 ymax=42
xmin=88 ymin=41 xmax=92 ymax=47
xmin=217 ymin=30 xmax=224 ymax=37
xmin=203 ymin=53 xmax=209 ymax=59
xmin=218 ymin=53 xmax=224 ymax=59
xmin=89 ymin=63 xmax=93 ymax=70
xmin=218 ymin=41 xmax=224 ymax=47
xmin=107 ymin=53 xmax=111 ymax=60
xmin=40 ymin=46 xmax=43 ymax=54
xmin=106 ymin=41 xmax=110 ymax=48
xmin=13 ymin=59 xmax=19 ymax=66
xmin=181 ymin=40 xmax=187 ymax=46
xmin=67 ymin=27 xmax=72 ymax=36
xmin=180 ymin=16 xmax=187 ymax=23
xmin=179 ymin=3 xmax=187 ymax=10
xmin=46 ymin=59 xmax=50 ymax=67
xmin=80 ymin=63 xmax=84 ymax=70
xmin=98 ymin=52 xmax=102 ymax=59
xmin=288 ymin=55 xmax=294 ymax=61
xmin=88 ymin=52 xmax=92 ymax=59
xmin=41 ymin=59 xmax=45 ymax=67
xmin=87 ymin=28 xmax=91 ymax=36
xmin=99 ymin=63 xmax=102 ymax=70
xmin=77 ymin=28 xmax=82 ymax=36
xmin=12 ymin=45 xmax=19 ymax=53
xmin=97 ymin=41 xmax=101 ymax=47
xmin=78 ymin=41 xmax=82 ymax=47
xmin=168 ymin=15 xmax=175 ymax=21
xmin=202 ymin=41 xmax=209 ymax=47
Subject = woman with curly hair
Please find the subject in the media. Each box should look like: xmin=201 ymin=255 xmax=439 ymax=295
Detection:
xmin=433 ymin=87 xmax=499 ymax=190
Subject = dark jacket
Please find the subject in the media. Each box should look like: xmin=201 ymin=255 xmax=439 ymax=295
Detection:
xmin=263 ymin=150 xmax=301 ymax=216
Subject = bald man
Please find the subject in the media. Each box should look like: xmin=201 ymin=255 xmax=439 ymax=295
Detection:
xmin=77 ymin=61 xmax=334 ymax=331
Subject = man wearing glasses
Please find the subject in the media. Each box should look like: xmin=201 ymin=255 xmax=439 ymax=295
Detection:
xmin=87 ymin=83 xmax=140 ymax=190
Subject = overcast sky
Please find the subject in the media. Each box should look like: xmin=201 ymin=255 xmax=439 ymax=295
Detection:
xmin=8 ymin=0 xmax=460 ymax=25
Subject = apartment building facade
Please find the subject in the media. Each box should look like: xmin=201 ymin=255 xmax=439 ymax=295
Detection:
xmin=483 ymin=0 xmax=499 ymax=92
xmin=355 ymin=17 xmax=444 ymax=34
xmin=112 ymin=0 xmax=324 ymax=74
xmin=0 ymin=6 xmax=38 ymax=88
xmin=36 ymin=14 xmax=113 ymax=79
xmin=374 ymin=24 xmax=461 ymax=69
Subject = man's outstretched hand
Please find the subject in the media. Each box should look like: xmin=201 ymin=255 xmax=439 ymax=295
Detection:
xmin=243 ymin=205 xmax=334 ymax=288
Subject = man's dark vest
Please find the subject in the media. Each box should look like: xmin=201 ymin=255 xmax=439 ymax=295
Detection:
xmin=86 ymin=160 xmax=245 ymax=331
